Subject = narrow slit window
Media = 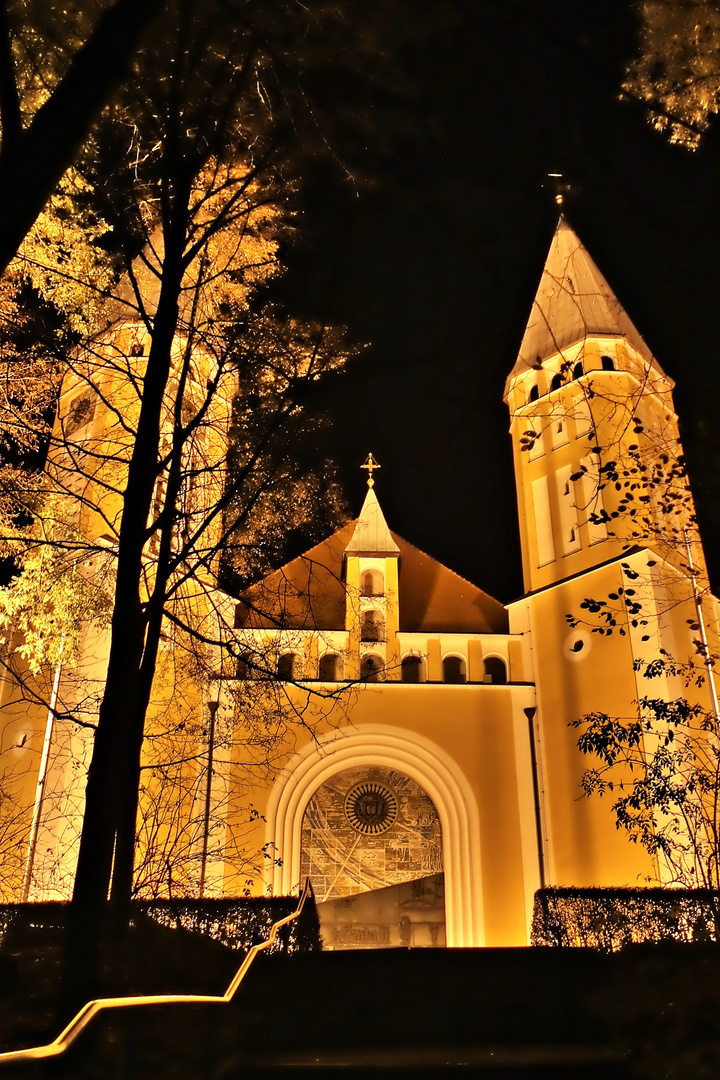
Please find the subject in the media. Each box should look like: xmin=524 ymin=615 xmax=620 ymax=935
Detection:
xmin=557 ymin=464 xmax=581 ymax=556
xmin=532 ymin=476 xmax=555 ymax=565
xmin=236 ymin=653 xmax=251 ymax=680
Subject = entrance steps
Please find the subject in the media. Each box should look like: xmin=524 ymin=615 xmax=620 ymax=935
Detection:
xmin=8 ymin=946 xmax=636 ymax=1078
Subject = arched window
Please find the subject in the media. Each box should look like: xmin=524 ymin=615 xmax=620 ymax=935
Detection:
xmin=361 ymin=610 xmax=385 ymax=642
xmin=278 ymin=652 xmax=300 ymax=681
xmin=319 ymin=653 xmax=342 ymax=681
xmin=601 ymin=355 xmax=615 ymax=371
xmin=234 ymin=601 xmax=249 ymax=629
xmin=442 ymin=656 xmax=466 ymax=684
xmin=529 ymin=384 xmax=539 ymax=403
xmin=483 ymin=656 xmax=507 ymax=685
xmin=401 ymin=655 xmax=425 ymax=684
xmin=361 ymin=569 xmax=384 ymax=597
xmin=573 ymin=362 xmax=584 ymax=380
xmin=361 ymin=654 xmax=383 ymax=682
xmin=550 ymin=373 xmax=563 ymax=392
xmin=236 ymin=652 xmax=252 ymax=680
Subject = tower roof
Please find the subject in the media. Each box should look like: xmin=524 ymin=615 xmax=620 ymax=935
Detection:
xmin=345 ymin=487 xmax=400 ymax=556
xmin=505 ymin=217 xmax=666 ymax=397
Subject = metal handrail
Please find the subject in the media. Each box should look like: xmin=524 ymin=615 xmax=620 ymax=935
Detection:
xmin=0 ymin=879 xmax=312 ymax=1064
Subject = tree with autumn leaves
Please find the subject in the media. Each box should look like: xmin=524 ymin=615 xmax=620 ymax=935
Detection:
xmin=0 ymin=0 xmax=359 ymax=942
xmin=624 ymin=0 xmax=720 ymax=149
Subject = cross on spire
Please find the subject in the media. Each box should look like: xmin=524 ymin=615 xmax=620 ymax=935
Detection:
xmin=361 ymin=452 xmax=381 ymax=488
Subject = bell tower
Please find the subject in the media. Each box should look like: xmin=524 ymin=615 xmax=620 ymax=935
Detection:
xmin=343 ymin=456 xmax=401 ymax=681
xmin=505 ymin=218 xmax=717 ymax=890
xmin=504 ymin=216 xmax=699 ymax=594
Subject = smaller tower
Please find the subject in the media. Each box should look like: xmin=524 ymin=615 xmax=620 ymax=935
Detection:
xmin=343 ymin=457 xmax=400 ymax=680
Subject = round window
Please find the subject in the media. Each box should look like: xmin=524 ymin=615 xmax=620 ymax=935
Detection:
xmin=563 ymin=628 xmax=591 ymax=662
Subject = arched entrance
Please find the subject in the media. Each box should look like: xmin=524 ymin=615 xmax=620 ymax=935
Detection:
xmin=264 ymin=725 xmax=484 ymax=946
xmin=300 ymin=764 xmax=445 ymax=949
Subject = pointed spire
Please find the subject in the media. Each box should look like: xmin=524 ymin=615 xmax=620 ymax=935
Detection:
xmin=345 ymin=487 xmax=399 ymax=556
xmin=505 ymin=217 xmax=665 ymax=397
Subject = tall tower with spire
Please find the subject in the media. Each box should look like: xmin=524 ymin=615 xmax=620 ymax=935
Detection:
xmin=504 ymin=216 xmax=699 ymax=592
xmin=506 ymin=218 xmax=719 ymax=890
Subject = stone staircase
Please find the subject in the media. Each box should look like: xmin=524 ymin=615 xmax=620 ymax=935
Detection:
xmin=8 ymin=946 xmax=636 ymax=1079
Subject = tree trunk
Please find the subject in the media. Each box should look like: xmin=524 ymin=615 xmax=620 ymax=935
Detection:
xmin=72 ymin=235 xmax=184 ymax=922
xmin=0 ymin=0 xmax=165 ymax=275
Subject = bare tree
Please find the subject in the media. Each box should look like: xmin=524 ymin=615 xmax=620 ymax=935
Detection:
xmin=0 ymin=0 xmax=359 ymax=953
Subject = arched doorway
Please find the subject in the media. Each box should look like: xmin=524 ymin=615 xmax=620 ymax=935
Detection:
xmin=300 ymin=765 xmax=444 ymax=948
xmin=264 ymin=724 xmax=484 ymax=946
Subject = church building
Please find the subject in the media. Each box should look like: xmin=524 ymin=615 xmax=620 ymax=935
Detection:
xmin=2 ymin=218 xmax=717 ymax=949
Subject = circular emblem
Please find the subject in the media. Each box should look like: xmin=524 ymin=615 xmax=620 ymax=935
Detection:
xmin=344 ymin=781 xmax=398 ymax=835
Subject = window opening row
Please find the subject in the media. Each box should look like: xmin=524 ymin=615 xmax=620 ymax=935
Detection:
xmin=237 ymin=652 xmax=508 ymax=684
xmin=376 ymin=653 xmax=508 ymax=684
xmin=277 ymin=652 xmax=344 ymax=681
xmin=528 ymin=356 xmax=615 ymax=405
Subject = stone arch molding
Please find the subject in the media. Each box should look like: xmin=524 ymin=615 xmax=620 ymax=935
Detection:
xmin=264 ymin=724 xmax=484 ymax=947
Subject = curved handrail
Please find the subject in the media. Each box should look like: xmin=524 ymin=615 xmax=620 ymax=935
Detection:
xmin=0 ymin=879 xmax=312 ymax=1065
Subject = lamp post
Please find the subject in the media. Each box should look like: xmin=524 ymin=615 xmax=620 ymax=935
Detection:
xmin=22 ymin=648 xmax=64 ymax=902
xmin=198 ymin=696 xmax=220 ymax=898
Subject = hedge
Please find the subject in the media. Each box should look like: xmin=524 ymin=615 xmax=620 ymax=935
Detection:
xmin=532 ymin=886 xmax=720 ymax=950
xmin=0 ymin=891 xmax=321 ymax=954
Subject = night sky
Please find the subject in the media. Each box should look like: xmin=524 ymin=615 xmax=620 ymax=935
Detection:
xmin=275 ymin=0 xmax=720 ymax=604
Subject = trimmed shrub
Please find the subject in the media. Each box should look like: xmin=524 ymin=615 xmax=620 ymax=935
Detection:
xmin=532 ymin=886 xmax=720 ymax=950
xmin=0 ymin=891 xmax=322 ymax=954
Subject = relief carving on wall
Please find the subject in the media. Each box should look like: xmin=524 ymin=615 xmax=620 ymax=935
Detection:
xmin=300 ymin=765 xmax=443 ymax=902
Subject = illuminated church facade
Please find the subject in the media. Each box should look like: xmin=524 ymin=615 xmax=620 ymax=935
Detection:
xmin=2 ymin=218 xmax=717 ymax=948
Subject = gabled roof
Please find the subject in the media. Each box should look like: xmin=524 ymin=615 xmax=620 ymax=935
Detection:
xmin=393 ymin=535 xmax=507 ymax=633
xmin=236 ymin=523 xmax=355 ymax=633
xmin=236 ymin=502 xmax=508 ymax=635
xmin=505 ymin=217 xmax=666 ymax=397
